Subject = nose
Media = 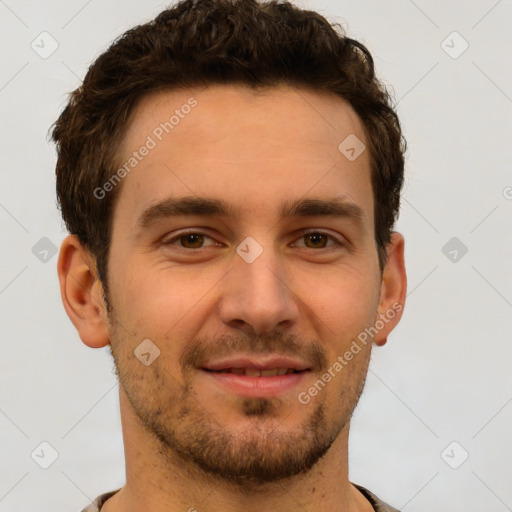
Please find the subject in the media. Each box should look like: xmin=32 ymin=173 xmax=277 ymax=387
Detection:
xmin=218 ymin=238 xmax=300 ymax=337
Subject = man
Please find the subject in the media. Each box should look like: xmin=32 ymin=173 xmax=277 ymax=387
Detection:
xmin=54 ymin=0 xmax=407 ymax=510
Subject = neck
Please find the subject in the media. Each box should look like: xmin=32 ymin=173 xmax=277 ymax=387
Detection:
xmin=103 ymin=387 xmax=373 ymax=512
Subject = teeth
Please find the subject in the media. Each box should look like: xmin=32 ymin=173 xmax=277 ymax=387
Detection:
xmin=214 ymin=367 xmax=298 ymax=376
xmin=260 ymin=368 xmax=279 ymax=377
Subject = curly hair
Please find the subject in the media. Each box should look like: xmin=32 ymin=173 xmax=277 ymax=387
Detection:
xmin=52 ymin=0 xmax=406 ymax=296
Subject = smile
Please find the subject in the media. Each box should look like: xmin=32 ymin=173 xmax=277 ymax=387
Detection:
xmin=204 ymin=367 xmax=303 ymax=376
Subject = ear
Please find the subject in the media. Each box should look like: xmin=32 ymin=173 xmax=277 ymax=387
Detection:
xmin=57 ymin=235 xmax=110 ymax=348
xmin=374 ymin=232 xmax=407 ymax=347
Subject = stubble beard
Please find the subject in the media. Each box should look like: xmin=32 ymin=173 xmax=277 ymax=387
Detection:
xmin=108 ymin=313 xmax=371 ymax=487
xmin=116 ymin=362 xmax=370 ymax=488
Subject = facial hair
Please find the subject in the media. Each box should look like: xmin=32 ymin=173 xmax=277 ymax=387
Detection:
xmin=109 ymin=319 xmax=371 ymax=487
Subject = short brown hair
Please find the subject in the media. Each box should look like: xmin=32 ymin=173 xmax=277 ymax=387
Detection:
xmin=52 ymin=0 xmax=405 ymax=296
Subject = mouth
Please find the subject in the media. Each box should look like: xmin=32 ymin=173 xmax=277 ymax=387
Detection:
xmin=199 ymin=355 xmax=311 ymax=397
xmin=203 ymin=367 xmax=304 ymax=376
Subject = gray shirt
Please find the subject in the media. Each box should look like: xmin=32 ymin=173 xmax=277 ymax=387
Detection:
xmin=80 ymin=484 xmax=400 ymax=511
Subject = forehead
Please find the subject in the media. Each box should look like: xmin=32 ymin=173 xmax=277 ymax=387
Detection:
xmin=122 ymin=84 xmax=366 ymax=159
xmin=113 ymin=84 xmax=373 ymax=230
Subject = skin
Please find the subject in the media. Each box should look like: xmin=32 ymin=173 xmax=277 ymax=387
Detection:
xmin=58 ymin=84 xmax=406 ymax=512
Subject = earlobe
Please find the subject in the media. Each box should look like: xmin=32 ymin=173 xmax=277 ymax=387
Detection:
xmin=57 ymin=235 xmax=110 ymax=348
xmin=374 ymin=232 xmax=407 ymax=347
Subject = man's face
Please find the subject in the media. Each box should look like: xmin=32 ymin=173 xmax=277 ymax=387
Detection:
xmin=105 ymin=84 xmax=385 ymax=484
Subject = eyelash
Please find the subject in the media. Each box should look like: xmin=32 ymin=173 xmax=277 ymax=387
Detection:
xmin=161 ymin=230 xmax=344 ymax=251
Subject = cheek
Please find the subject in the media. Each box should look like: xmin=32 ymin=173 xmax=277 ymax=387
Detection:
xmin=295 ymin=266 xmax=380 ymax=337
xmin=109 ymin=258 xmax=220 ymax=347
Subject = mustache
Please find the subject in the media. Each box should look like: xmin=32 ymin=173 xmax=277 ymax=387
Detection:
xmin=180 ymin=331 xmax=328 ymax=372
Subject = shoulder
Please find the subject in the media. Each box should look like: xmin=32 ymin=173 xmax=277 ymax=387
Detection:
xmin=352 ymin=483 xmax=401 ymax=512
xmin=80 ymin=489 xmax=121 ymax=512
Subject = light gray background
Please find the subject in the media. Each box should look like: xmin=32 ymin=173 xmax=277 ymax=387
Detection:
xmin=1 ymin=0 xmax=511 ymax=511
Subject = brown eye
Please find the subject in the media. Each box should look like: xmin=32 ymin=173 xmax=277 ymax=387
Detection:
xmin=179 ymin=233 xmax=205 ymax=248
xmin=303 ymin=233 xmax=329 ymax=248
xmin=162 ymin=231 xmax=221 ymax=251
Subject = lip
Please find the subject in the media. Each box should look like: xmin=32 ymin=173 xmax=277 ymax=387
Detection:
xmin=201 ymin=368 xmax=310 ymax=398
xmin=200 ymin=354 xmax=313 ymax=398
xmin=202 ymin=355 xmax=311 ymax=372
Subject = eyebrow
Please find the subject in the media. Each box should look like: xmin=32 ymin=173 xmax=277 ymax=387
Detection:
xmin=137 ymin=196 xmax=235 ymax=228
xmin=136 ymin=195 xmax=365 ymax=229
xmin=280 ymin=197 xmax=365 ymax=224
